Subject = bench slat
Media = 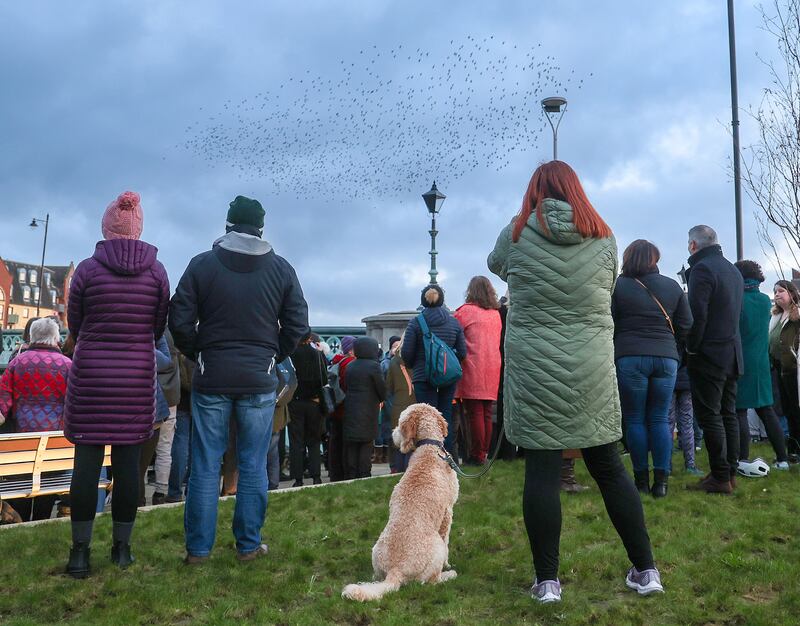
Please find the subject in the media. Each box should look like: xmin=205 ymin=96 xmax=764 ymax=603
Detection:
xmin=0 ymin=451 xmax=38 ymax=465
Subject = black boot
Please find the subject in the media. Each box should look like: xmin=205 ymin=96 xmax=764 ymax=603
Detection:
xmin=634 ymin=470 xmax=650 ymax=495
xmin=651 ymin=469 xmax=668 ymax=499
xmin=111 ymin=542 xmax=135 ymax=568
xmin=66 ymin=543 xmax=91 ymax=579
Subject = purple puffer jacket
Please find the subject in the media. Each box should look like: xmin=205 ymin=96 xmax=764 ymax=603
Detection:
xmin=64 ymin=239 xmax=170 ymax=445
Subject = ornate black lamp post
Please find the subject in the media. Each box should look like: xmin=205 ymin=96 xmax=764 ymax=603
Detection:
xmin=422 ymin=181 xmax=446 ymax=285
xmin=29 ymin=214 xmax=50 ymax=316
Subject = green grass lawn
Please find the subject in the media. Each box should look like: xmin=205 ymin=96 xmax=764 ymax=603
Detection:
xmin=1 ymin=444 xmax=798 ymax=626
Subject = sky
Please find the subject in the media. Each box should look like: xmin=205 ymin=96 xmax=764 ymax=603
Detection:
xmin=0 ymin=1 xmax=783 ymax=325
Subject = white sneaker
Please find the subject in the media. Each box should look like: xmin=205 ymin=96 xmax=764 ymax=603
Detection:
xmin=531 ymin=579 xmax=561 ymax=603
xmin=626 ymin=567 xmax=664 ymax=596
xmin=773 ymin=461 xmax=790 ymax=470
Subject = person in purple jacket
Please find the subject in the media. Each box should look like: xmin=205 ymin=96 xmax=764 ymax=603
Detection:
xmin=64 ymin=191 xmax=170 ymax=578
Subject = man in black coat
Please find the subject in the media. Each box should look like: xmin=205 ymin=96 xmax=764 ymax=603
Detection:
xmin=170 ymin=195 xmax=309 ymax=562
xmin=685 ymin=225 xmax=743 ymax=494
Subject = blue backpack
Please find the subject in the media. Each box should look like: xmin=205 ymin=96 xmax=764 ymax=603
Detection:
xmin=417 ymin=313 xmax=462 ymax=388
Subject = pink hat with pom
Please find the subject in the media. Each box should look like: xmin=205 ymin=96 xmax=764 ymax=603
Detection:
xmin=102 ymin=191 xmax=143 ymax=240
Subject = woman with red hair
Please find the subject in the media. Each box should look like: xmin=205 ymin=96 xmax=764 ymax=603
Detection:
xmin=488 ymin=161 xmax=662 ymax=603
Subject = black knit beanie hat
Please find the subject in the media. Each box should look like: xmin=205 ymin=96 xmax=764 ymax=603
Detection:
xmin=226 ymin=196 xmax=265 ymax=231
xmin=420 ymin=284 xmax=445 ymax=308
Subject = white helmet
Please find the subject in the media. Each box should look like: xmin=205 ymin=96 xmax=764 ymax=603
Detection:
xmin=737 ymin=458 xmax=770 ymax=478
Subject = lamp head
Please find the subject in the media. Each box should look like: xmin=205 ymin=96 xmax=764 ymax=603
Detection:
xmin=541 ymin=96 xmax=567 ymax=113
xmin=422 ymin=181 xmax=446 ymax=215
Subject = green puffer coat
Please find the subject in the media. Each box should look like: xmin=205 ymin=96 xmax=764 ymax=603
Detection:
xmin=487 ymin=199 xmax=621 ymax=450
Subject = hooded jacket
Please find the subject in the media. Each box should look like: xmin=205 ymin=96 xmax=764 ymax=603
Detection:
xmin=64 ymin=239 xmax=170 ymax=445
xmin=343 ymin=337 xmax=387 ymax=442
xmin=488 ymin=198 xmax=621 ymax=450
xmin=401 ymin=307 xmax=467 ymax=384
xmin=169 ymin=230 xmax=309 ymax=395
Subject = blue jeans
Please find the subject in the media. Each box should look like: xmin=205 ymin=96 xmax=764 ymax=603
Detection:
xmin=413 ymin=382 xmax=457 ymax=454
xmin=267 ymin=431 xmax=281 ymax=490
xmin=185 ymin=392 xmax=276 ymax=556
xmin=616 ymin=356 xmax=678 ymax=472
xmin=168 ymin=410 xmax=191 ymax=500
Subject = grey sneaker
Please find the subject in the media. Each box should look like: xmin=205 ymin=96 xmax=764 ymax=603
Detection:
xmin=625 ymin=567 xmax=664 ymax=595
xmin=531 ymin=579 xmax=561 ymax=603
xmin=237 ymin=544 xmax=269 ymax=562
xmin=773 ymin=461 xmax=790 ymax=470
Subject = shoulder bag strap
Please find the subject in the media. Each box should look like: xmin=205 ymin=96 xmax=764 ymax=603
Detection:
xmin=417 ymin=313 xmax=431 ymax=337
xmin=634 ymin=278 xmax=675 ymax=335
xmin=400 ymin=363 xmax=413 ymax=396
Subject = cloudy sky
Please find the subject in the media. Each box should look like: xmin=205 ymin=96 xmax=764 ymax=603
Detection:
xmin=0 ymin=1 xmax=782 ymax=325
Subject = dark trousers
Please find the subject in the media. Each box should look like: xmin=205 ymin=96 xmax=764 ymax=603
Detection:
xmin=522 ymin=443 xmax=654 ymax=581
xmin=288 ymin=399 xmax=324 ymax=481
xmin=736 ymin=406 xmax=788 ymax=462
xmin=6 ymin=495 xmax=58 ymax=521
xmin=413 ymin=382 xmax=457 ymax=454
xmin=70 ymin=444 xmax=140 ymax=523
xmin=345 ymin=441 xmax=373 ymax=479
xmin=688 ymin=359 xmax=739 ymax=482
xmin=138 ymin=428 xmax=161 ymax=506
xmin=328 ymin=419 xmax=346 ymax=482
xmin=776 ymin=369 xmax=800 ymax=456
xmin=495 ymin=384 xmax=517 ymax=461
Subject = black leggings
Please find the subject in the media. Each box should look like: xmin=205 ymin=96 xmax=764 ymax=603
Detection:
xmin=523 ymin=443 xmax=654 ymax=581
xmin=70 ymin=444 xmax=141 ymax=523
xmin=736 ymin=407 xmax=788 ymax=462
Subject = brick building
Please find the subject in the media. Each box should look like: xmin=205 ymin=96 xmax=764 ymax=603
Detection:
xmin=0 ymin=258 xmax=74 ymax=330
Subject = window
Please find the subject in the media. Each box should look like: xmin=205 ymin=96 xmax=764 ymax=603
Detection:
xmin=0 ymin=288 xmax=4 ymax=302
xmin=22 ymin=286 xmax=31 ymax=301
xmin=50 ymin=289 xmax=57 ymax=303
xmin=23 ymin=308 xmax=29 ymax=318
xmin=29 ymin=269 xmax=38 ymax=285
xmin=18 ymin=268 xmax=26 ymax=283
xmin=32 ymin=287 xmax=40 ymax=303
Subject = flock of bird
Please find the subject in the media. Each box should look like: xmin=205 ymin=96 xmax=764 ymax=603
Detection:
xmin=180 ymin=35 xmax=589 ymax=201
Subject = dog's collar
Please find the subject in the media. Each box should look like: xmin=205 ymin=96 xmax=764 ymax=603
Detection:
xmin=414 ymin=438 xmax=445 ymax=449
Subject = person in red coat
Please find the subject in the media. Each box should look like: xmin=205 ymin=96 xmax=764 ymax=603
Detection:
xmin=454 ymin=276 xmax=502 ymax=464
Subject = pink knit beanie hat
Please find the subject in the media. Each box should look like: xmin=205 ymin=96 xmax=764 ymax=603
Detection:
xmin=102 ymin=191 xmax=143 ymax=240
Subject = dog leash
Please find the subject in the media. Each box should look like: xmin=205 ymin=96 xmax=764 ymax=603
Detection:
xmin=416 ymin=422 xmax=507 ymax=480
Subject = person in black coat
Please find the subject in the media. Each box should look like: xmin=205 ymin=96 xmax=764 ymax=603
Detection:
xmin=343 ymin=337 xmax=387 ymax=479
xmin=288 ymin=334 xmax=328 ymax=487
xmin=401 ymin=285 xmax=467 ymax=456
xmin=611 ymin=240 xmax=693 ymax=498
xmin=684 ymin=225 xmax=743 ymax=494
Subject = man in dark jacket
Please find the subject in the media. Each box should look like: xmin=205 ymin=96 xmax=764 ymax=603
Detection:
xmin=288 ymin=334 xmax=328 ymax=487
xmin=170 ymin=195 xmax=309 ymax=562
xmin=343 ymin=337 xmax=387 ymax=479
xmin=685 ymin=225 xmax=743 ymax=494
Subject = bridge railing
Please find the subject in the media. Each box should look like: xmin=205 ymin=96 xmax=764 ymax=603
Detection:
xmin=0 ymin=327 xmax=366 ymax=371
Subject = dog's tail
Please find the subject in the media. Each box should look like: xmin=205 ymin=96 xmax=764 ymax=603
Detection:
xmin=341 ymin=570 xmax=403 ymax=602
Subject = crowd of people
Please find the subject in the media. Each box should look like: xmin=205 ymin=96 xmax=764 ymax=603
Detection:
xmin=0 ymin=160 xmax=797 ymax=604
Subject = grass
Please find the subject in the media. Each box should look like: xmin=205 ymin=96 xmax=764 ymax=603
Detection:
xmin=0 ymin=443 xmax=798 ymax=626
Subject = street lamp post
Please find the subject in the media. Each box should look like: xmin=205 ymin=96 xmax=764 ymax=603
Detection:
xmin=541 ymin=96 xmax=568 ymax=160
xmin=422 ymin=181 xmax=446 ymax=285
xmin=727 ymin=0 xmax=744 ymax=261
xmin=30 ymin=214 xmax=50 ymax=317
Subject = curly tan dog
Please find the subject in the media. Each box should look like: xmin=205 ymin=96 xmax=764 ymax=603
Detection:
xmin=342 ymin=403 xmax=459 ymax=601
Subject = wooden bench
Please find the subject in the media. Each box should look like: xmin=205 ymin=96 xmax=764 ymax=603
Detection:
xmin=0 ymin=431 xmax=111 ymax=500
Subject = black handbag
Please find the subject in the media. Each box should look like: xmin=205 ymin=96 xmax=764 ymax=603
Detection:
xmin=318 ymin=352 xmax=336 ymax=416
